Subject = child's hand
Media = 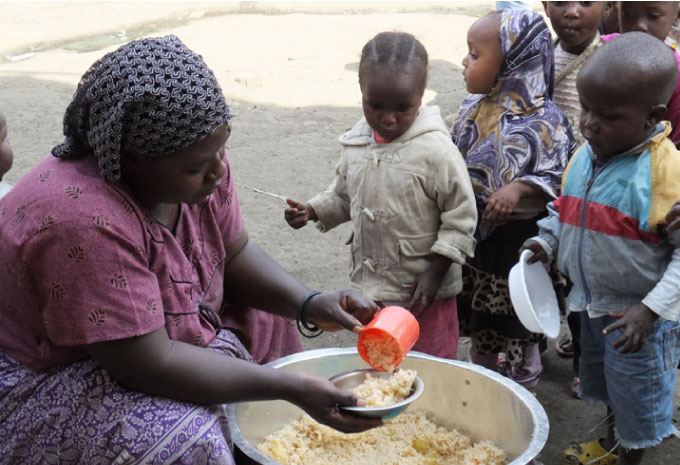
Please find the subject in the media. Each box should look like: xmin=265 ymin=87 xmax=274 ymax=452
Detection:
xmin=602 ymin=303 xmax=659 ymax=353
xmin=482 ymin=183 xmax=521 ymax=225
xmin=284 ymin=198 xmax=317 ymax=229
xmin=408 ymin=274 xmax=440 ymax=318
xmin=519 ymin=239 xmax=548 ymax=264
xmin=664 ymin=200 xmax=680 ymax=233
xmin=408 ymin=256 xmax=451 ymax=317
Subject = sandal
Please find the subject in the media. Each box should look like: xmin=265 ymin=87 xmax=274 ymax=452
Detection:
xmin=555 ymin=334 xmax=575 ymax=358
xmin=562 ymin=439 xmax=618 ymax=465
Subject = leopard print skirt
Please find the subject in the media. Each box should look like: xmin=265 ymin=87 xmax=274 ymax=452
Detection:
xmin=458 ymin=218 xmax=551 ymax=366
xmin=458 ymin=264 xmax=544 ymax=366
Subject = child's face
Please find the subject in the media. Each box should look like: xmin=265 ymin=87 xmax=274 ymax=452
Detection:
xmin=0 ymin=113 xmax=13 ymax=180
xmin=463 ymin=16 xmax=504 ymax=95
xmin=544 ymin=2 xmax=607 ymax=55
xmin=360 ymin=64 xmax=424 ymax=141
xmin=619 ymin=1 xmax=680 ymax=40
xmin=577 ymin=76 xmax=656 ymax=157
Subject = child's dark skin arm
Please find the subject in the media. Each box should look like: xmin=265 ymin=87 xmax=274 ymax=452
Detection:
xmin=483 ymin=181 xmax=544 ymax=225
xmin=664 ymin=200 xmax=680 ymax=233
xmin=284 ymin=198 xmax=318 ymax=229
xmin=519 ymin=239 xmax=549 ymax=264
xmin=409 ymin=254 xmax=451 ymax=317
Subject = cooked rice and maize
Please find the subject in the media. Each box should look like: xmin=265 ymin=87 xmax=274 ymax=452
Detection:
xmin=351 ymin=369 xmax=417 ymax=407
xmin=258 ymin=369 xmax=506 ymax=465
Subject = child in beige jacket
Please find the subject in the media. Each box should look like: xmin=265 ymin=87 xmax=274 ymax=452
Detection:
xmin=285 ymin=32 xmax=477 ymax=359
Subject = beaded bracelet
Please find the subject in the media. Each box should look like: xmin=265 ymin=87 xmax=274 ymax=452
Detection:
xmin=296 ymin=290 xmax=323 ymax=338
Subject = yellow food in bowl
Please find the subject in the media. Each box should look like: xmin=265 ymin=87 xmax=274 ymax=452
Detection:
xmin=257 ymin=410 xmax=506 ymax=465
xmin=351 ymin=369 xmax=417 ymax=407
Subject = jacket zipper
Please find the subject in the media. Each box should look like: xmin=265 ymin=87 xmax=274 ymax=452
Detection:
xmin=577 ymin=177 xmax=594 ymax=311
xmin=576 ymin=153 xmax=623 ymax=311
xmin=576 ymin=126 xmax=664 ymax=311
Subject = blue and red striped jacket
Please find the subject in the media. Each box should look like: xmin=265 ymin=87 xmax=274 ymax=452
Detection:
xmin=536 ymin=122 xmax=680 ymax=319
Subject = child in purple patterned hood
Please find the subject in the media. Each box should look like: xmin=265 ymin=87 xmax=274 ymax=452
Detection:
xmin=451 ymin=9 xmax=573 ymax=391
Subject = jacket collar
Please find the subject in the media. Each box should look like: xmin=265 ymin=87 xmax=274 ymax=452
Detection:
xmin=339 ymin=105 xmax=447 ymax=146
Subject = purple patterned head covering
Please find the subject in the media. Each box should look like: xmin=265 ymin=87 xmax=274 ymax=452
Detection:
xmin=52 ymin=35 xmax=231 ymax=181
xmin=451 ymin=9 xmax=575 ymax=240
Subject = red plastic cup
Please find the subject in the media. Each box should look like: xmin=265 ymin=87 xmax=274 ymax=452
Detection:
xmin=357 ymin=306 xmax=420 ymax=372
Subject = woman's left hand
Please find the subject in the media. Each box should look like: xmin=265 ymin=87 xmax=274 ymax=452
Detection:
xmin=306 ymin=290 xmax=379 ymax=334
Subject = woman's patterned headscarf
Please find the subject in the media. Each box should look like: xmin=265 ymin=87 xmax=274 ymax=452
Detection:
xmin=451 ymin=10 xmax=575 ymax=239
xmin=52 ymin=35 xmax=231 ymax=181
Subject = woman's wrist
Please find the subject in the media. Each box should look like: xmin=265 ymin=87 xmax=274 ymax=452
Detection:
xmin=296 ymin=290 xmax=323 ymax=338
xmin=276 ymin=370 xmax=308 ymax=404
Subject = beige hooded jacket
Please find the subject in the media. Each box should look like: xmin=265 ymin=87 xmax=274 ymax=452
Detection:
xmin=308 ymin=105 xmax=477 ymax=302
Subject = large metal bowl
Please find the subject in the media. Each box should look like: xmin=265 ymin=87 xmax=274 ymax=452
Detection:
xmin=228 ymin=348 xmax=549 ymax=465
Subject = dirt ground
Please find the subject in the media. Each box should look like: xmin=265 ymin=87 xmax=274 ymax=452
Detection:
xmin=1 ymin=2 xmax=679 ymax=464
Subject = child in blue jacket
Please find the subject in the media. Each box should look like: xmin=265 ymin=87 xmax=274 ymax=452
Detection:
xmin=523 ymin=32 xmax=680 ymax=465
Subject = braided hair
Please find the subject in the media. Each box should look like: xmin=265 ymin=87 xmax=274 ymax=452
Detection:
xmin=52 ymin=35 xmax=231 ymax=181
xmin=358 ymin=31 xmax=429 ymax=92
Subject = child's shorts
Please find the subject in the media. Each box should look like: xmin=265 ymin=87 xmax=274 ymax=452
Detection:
xmin=579 ymin=312 xmax=680 ymax=449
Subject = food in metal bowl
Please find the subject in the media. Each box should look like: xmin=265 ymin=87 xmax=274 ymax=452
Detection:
xmin=330 ymin=368 xmax=424 ymax=419
xmin=229 ymin=349 xmax=549 ymax=465
xmin=351 ymin=368 xmax=417 ymax=407
xmin=256 ymin=409 xmax=506 ymax=465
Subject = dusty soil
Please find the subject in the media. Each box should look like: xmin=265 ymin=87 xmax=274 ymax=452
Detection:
xmin=1 ymin=2 xmax=678 ymax=464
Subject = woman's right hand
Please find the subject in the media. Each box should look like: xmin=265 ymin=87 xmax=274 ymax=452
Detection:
xmin=85 ymin=327 xmax=381 ymax=434
xmin=284 ymin=198 xmax=316 ymax=229
xmin=305 ymin=289 xmax=379 ymax=333
xmin=519 ymin=239 xmax=547 ymax=264
xmin=291 ymin=373 xmax=382 ymax=433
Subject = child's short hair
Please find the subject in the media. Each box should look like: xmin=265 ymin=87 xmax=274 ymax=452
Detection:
xmin=359 ymin=31 xmax=428 ymax=91
xmin=580 ymin=31 xmax=678 ymax=106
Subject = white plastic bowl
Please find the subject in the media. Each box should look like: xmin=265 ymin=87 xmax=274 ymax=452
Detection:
xmin=508 ymin=249 xmax=560 ymax=338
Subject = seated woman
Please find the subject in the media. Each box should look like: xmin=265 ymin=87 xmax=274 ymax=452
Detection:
xmin=0 ymin=35 xmax=381 ymax=464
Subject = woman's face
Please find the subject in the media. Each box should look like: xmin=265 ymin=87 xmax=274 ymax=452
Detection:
xmin=462 ymin=15 xmax=504 ymax=95
xmin=124 ymin=123 xmax=231 ymax=206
